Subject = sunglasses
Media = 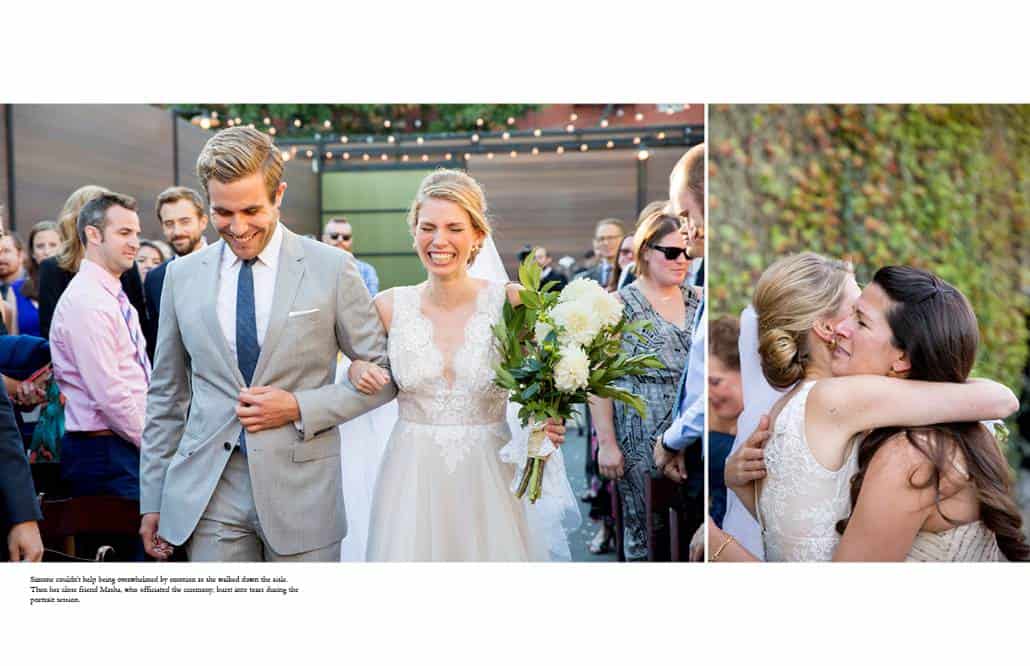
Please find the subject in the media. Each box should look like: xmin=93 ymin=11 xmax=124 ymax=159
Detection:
xmin=328 ymin=233 xmax=352 ymax=241
xmin=648 ymin=244 xmax=691 ymax=261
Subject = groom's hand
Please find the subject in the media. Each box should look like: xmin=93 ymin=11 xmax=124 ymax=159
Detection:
xmin=237 ymin=386 xmax=302 ymax=432
xmin=139 ymin=513 xmax=172 ymax=561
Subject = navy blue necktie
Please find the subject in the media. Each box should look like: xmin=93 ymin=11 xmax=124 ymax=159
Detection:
xmin=237 ymin=258 xmax=260 ymax=453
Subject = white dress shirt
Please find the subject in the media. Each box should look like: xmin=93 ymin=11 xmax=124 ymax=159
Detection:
xmin=216 ymin=222 xmax=284 ymax=356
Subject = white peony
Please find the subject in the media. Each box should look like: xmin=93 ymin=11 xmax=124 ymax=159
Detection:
xmin=551 ymin=299 xmax=603 ymax=347
xmin=592 ymin=289 xmax=623 ymax=329
xmin=554 ymin=344 xmax=590 ymax=392
xmin=558 ymin=277 xmax=606 ymax=305
xmin=534 ymin=320 xmax=554 ymax=342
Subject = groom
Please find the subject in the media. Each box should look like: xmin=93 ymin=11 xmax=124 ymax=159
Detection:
xmin=139 ymin=126 xmax=396 ymax=562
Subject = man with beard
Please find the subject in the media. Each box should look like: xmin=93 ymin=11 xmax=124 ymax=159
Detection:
xmin=144 ymin=187 xmax=209 ymax=332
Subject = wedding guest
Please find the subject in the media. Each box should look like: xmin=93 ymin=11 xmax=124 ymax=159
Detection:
xmin=0 ymin=233 xmax=27 ymax=332
xmin=704 ymin=316 xmax=742 ymax=527
xmin=1 ymin=379 xmax=43 ymax=562
xmin=323 ymin=216 xmax=379 ymax=295
xmin=50 ymin=192 xmax=150 ymax=507
xmin=581 ymin=218 xmax=625 ymax=287
xmin=7 ymin=221 xmax=59 ymax=339
xmin=592 ymin=210 xmax=700 ymax=561
xmin=136 ymin=241 xmax=168 ymax=282
xmin=534 ymin=246 xmax=568 ymax=292
xmin=669 ymin=144 xmax=705 ymax=287
xmin=144 ymin=186 xmax=209 ymax=332
xmin=38 ymin=186 xmax=154 ymax=359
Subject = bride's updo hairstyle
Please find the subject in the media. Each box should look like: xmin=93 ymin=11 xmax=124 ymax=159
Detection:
xmin=752 ymin=252 xmax=854 ymax=389
xmin=836 ymin=266 xmax=1029 ymax=560
xmin=407 ymin=169 xmax=493 ymax=266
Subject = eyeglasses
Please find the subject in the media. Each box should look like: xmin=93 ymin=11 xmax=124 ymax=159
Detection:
xmin=648 ymin=244 xmax=691 ymax=261
xmin=327 ymin=233 xmax=352 ymax=242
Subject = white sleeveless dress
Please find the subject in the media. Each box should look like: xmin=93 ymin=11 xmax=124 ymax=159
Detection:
xmin=364 ymin=281 xmax=536 ymax=561
xmin=757 ymin=380 xmax=859 ymax=562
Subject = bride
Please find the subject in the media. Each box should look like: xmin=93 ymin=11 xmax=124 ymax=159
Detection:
xmin=708 ymin=253 xmax=1024 ymax=561
xmin=338 ymin=169 xmax=578 ymax=561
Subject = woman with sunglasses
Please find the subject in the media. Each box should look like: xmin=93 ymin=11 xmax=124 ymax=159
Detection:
xmin=590 ymin=209 xmax=700 ymax=561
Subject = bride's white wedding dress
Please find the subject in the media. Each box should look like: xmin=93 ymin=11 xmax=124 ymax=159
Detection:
xmin=365 ymin=280 xmax=538 ymax=560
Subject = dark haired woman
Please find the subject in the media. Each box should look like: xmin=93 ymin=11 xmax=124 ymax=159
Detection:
xmin=711 ymin=259 xmax=1022 ymax=561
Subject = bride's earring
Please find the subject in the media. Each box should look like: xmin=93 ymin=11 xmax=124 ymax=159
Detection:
xmin=828 ymin=336 xmax=838 ymax=352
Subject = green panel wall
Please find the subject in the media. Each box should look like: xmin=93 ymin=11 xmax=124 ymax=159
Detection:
xmin=321 ymin=169 xmax=434 ymax=290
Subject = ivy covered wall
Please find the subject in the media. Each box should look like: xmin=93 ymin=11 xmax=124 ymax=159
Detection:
xmin=709 ymin=104 xmax=1029 ymax=395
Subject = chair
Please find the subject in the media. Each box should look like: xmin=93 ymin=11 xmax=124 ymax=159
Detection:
xmin=37 ymin=495 xmax=141 ymax=561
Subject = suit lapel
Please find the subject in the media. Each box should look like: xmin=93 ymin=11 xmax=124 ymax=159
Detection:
xmin=252 ymin=227 xmax=305 ymax=385
xmin=200 ymin=240 xmax=245 ymax=386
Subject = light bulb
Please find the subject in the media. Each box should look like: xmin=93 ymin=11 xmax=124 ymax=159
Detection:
xmin=633 ymin=136 xmax=641 ymax=145
xmin=600 ymin=119 xmax=609 ymax=128
xmin=507 ymin=117 xmax=515 ymax=125
xmin=445 ymin=153 xmax=452 ymax=160
xmin=324 ymin=120 xmax=331 ymax=128
xmin=580 ymin=144 xmax=588 ymax=152
xmin=556 ymin=146 xmax=564 ymax=154
xmin=637 ymin=149 xmax=650 ymax=161
xmin=487 ymin=152 xmax=494 ymax=159
xmin=362 ymin=154 xmax=370 ymax=161
xmin=388 ymin=136 xmax=395 ymax=143
xmin=263 ymin=117 xmax=271 ymax=125
xmin=471 ymin=133 xmax=480 ymax=142
xmin=325 ymin=151 xmax=332 ymax=159
xmin=531 ymin=147 xmax=539 ymax=155
xmin=570 ymin=113 xmax=578 ymax=121
xmin=293 ymin=119 xmax=302 ymax=127
xmin=510 ymin=150 xmax=517 ymax=158
xmin=566 ymin=124 xmax=575 ymax=133
xmin=657 ymin=132 xmax=666 ymax=140
xmin=533 ymin=129 xmax=542 ymax=137
xmin=635 ymin=112 xmax=644 ymax=121
xmin=384 ymin=120 xmax=392 ymax=128
xmin=421 ymin=154 xmax=429 ymax=162
xmin=502 ymin=132 xmax=510 ymax=140
xmin=606 ymin=140 xmax=614 ymax=149
xmin=416 ymin=137 xmax=424 ymax=144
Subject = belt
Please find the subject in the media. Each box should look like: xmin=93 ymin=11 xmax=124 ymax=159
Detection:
xmin=68 ymin=429 xmax=116 ymax=438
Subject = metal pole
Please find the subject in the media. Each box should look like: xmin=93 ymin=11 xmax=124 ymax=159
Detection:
xmin=636 ymin=151 xmax=648 ymax=215
xmin=171 ymin=109 xmax=180 ymax=186
xmin=4 ymin=104 xmax=15 ymax=231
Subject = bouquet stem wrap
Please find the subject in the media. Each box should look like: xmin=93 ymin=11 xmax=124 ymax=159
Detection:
xmin=514 ymin=418 xmax=557 ymax=503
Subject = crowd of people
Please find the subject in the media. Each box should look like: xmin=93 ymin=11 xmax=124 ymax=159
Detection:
xmin=0 ymin=126 xmax=706 ymax=563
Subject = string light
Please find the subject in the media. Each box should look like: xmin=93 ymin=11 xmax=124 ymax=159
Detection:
xmin=464 ymin=153 xmax=471 ymax=160
xmin=199 ymin=118 xmax=211 ymax=130
xmin=634 ymin=112 xmax=644 ymax=121
xmin=226 ymin=119 xmax=235 ymax=127
xmin=600 ymin=119 xmax=609 ymax=128
xmin=362 ymin=154 xmax=370 ymax=161
xmin=615 ymin=108 xmax=624 ymax=117
xmin=476 ymin=118 xmax=484 ymax=127
xmin=388 ymin=136 xmax=396 ymax=143
xmin=211 ymin=111 xmax=219 ymax=119
xmin=341 ymin=136 xmax=349 ymax=143
xmin=531 ymin=147 xmax=539 ymax=155
xmin=471 ymin=133 xmax=480 ymax=143
xmin=414 ymin=119 xmax=423 ymax=128
xmin=565 ymin=124 xmax=575 ymax=133
xmin=580 ymin=144 xmax=588 ymax=152
xmin=556 ymin=146 xmax=565 ymax=154
xmin=281 ymin=150 xmax=290 ymax=161
xmin=325 ymin=151 xmax=333 ymax=159
xmin=506 ymin=117 xmax=515 ymax=125
xmin=510 ymin=150 xmax=517 ymax=158
xmin=637 ymin=149 xmax=650 ymax=161
xmin=633 ymin=136 xmax=641 ymax=145
xmin=487 ymin=152 xmax=494 ymax=159
xmin=343 ymin=152 xmax=350 ymax=160
xmin=402 ymin=155 xmax=409 ymax=162
xmin=502 ymin=132 xmax=510 ymax=141
xmin=384 ymin=120 xmax=392 ymax=128
xmin=306 ymin=149 xmax=313 ymax=158
xmin=381 ymin=154 xmax=389 ymax=161
xmin=570 ymin=113 xmax=578 ymax=121
xmin=235 ymin=117 xmax=242 ymax=124
xmin=268 ymin=127 xmax=277 ymax=135
xmin=293 ymin=119 xmax=302 ymax=128
xmin=416 ymin=137 xmax=424 ymax=144
xmin=657 ymin=132 xmax=666 ymax=140
xmin=263 ymin=117 xmax=271 ymax=125
xmin=445 ymin=153 xmax=452 ymax=160
xmin=533 ymin=129 xmax=542 ymax=137
xmin=323 ymin=120 xmax=332 ymax=129
xmin=606 ymin=140 xmax=615 ymax=149
xmin=421 ymin=154 xmax=429 ymax=162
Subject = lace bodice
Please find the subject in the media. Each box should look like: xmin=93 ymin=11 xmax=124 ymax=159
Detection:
xmin=906 ymin=522 xmax=1005 ymax=562
xmin=757 ymin=380 xmax=859 ymax=562
xmin=386 ymin=281 xmax=511 ymax=472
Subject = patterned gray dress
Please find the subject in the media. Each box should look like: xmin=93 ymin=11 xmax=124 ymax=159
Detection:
xmin=612 ymin=282 xmax=699 ymax=561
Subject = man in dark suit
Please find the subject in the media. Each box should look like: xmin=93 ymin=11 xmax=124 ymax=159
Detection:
xmin=1 ymin=377 xmax=43 ymax=561
xmin=533 ymin=246 xmax=568 ymax=292
xmin=144 ymin=186 xmax=209 ymax=335
xmin=581 ymin=218 xmax=625 ymax=289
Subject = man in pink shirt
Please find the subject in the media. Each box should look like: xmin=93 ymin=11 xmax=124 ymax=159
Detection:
xmin=51 ymin=191 xmax=150 ymax=504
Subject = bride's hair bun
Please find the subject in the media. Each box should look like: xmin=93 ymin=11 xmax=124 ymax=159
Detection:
xmin=758 ymin=327 xmax=804 ymax=388
xmin=752 ymin=252 xmax=855 ymax=388
xmin=407 ymin=169 xmax=493 ymax=266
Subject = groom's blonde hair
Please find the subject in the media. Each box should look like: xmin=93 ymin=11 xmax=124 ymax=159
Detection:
xmin=407 ymin=169 xmax=492 ymax=265
xmin=753 ymin=252 xmax=853 ymax=388
xmin=196 ymin=127 xmax=284 ymax=204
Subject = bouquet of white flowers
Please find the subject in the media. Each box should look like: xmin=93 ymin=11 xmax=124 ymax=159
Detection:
xmin=493 ymin=255 xmax=663 ymax=502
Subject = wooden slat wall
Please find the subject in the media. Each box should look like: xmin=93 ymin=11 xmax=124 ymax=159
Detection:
xmin=12 ymin=105 xmax=174 ymax=240
xmin=468 ymin=146 xmax=692 ymax=275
